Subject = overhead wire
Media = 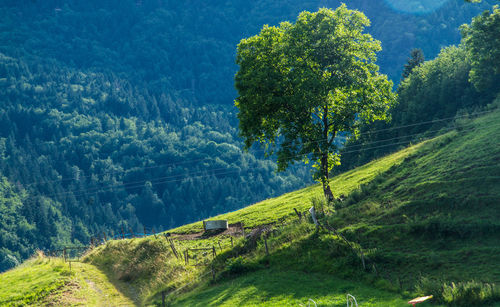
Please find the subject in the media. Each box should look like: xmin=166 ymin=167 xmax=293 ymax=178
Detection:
xmin=20 ymin=109 xmax=495 ymax=189
xmin=25 ymin=117 xmax=498 ymax=201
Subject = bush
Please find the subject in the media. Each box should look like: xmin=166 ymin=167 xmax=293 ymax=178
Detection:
xmin=226 ymin=256 xmax=259 ymax=275
xmin=311 ymin=195 xmax=328 ymax=216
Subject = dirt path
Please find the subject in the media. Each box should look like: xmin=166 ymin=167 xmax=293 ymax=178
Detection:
xmin=45 ymin=262 xmax=137 ymax=306
xmin=170 ymin=225 xmax=245 ymax=241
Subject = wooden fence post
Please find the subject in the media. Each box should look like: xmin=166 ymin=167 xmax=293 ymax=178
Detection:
xmin=212 ymin=246 xmax=216 ymax=258
xmin=143 ymin=226 xmax=147 ymax=237
xmin=218 ymin=241 xmax=222 ymax=251
xmin=121 ymin=226 xmax=125 ymax=239
xmin=103 ymin=231 xmax=107 ymax=242
xmin=294 ymin=208 xmax=302 ymax=221
xmin=153 ymin=227 xmax=157 ymax=239
xmin=168 ymin=239 xmax=179 ymax=259
xmin=231 ymin=237 xmax=233 ymax=247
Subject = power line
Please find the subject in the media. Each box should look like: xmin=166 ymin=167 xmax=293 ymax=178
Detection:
xmin=26 ymin=121 xmax=493 ymax=200
xmin=20 ymin=109 xmax=496 ymax=189
xmin=26 ymin=119 xmax=498 ymax=201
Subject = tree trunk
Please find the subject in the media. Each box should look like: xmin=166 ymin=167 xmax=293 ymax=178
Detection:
xmin=321 ymin=153 xmax=334 ymax=201
xmin=321 ymin=105 xmax=334 ymax=202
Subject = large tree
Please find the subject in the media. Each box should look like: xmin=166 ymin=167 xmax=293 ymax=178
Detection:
xmin=234 ymin=5 xmax=396 ymax=200
xmin=461 ymin=5 xmax=500 ymax=93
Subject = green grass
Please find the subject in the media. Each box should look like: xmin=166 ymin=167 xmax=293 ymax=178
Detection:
xmin=325 ymin=109 xmax=500 ymax=285
xmin=83 ymin=236 xmax=204 ymax=305
xmin=173 ymin=269 xmax=428 ymax=307
xmin=0 ymin=255 xmax=72 ymax=306
xmin=167 ymin=108 xmax=500 ymax=306
xmin=0 ymin=253 xmax=134 ymax=306
xmin=170 ymin=141 xmax=424 ymax=234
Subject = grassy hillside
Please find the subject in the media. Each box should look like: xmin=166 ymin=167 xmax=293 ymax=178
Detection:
xmin=0 ymin=253 xmax=133 ymax=306
xmin=171 ymin=139 xmax=426 ymax=234
xmin=2 ymin=106 xmax=499 ymax=306
xmin=166 ymin=106 xmax=500 ymax=306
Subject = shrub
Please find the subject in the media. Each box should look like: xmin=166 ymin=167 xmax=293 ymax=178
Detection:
xmin=311 ymin=195 xmax=328 ymax=216
xmin=226 ymin=256 xmax=259 ymax=275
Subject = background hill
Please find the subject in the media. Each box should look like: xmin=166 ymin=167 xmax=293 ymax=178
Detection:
xmin=0 ymin=0 xmax=497 ymax=271
xmin=2 ymin=105 xmax=498 ymax=306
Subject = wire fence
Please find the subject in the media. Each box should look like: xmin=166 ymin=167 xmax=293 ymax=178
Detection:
xmin=43 ymin=207 xmax=384 ymax=307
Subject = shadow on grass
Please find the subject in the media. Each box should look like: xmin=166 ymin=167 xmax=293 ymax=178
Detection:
xmin=171 ymin=268 xmax=424 ymax=307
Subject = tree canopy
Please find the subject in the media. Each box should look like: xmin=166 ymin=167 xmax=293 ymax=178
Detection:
xmin=402 ymin=48 xmax=425 ymax=80
xmin=461 ymin=5 xmax=500 ymax=93
xmin=235 ymin=5 xmax=396 ymax=199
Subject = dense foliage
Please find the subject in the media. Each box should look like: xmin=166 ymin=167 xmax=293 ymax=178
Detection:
xmin=461 ymin=5 xmax=500 ymax=92
xmin=0 ymin=0 xmax=494 ymax=98
xmin=339 ymin=7 xmax=500 ymax=171
xmin=235 ymin=6 xmax=396 ymax=199
xmin=0 ymin=54 xmax=310 ymax=269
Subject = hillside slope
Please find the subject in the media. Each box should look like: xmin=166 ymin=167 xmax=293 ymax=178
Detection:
xmin=168 ymin=106 xmax=500 ymax=306
xmin=2 ymin=106 xmax=499 ymax=306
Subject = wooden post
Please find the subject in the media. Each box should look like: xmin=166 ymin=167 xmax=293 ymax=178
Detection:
xmin=121 ymin=226 xmax=125 ymax=239
xmin=218 ymin=241 xmax=222 ymax=251
xmin=103 ymin=231 xmax=107 ymax=242
xmin=294 ymin=208 xmax=302 ymax=221
xmin=153 ymin=227 xmax=157 ymax=239
xmin=184 ymin=250 xmax=189 ymax=265
xmin=63 ymin=248 xmax=67 ymax=262
xmin=168 ymin=239 xmax=179 ymax=259
xmin=264 ymin=237 xmax=269 ymax=255
xmin=143 ymin=226 xmax=147 ymax=237
xmin=212 ymin=246 xmax=216 ymax=258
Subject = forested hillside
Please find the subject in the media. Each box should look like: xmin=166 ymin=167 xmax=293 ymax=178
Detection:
xmin=340 ymin=5 xmax=500 ymax=171
xmin=0 ymin=0 xmax=496 ymax=271
xmin=0 ymin=54 xmax=310 ymax=271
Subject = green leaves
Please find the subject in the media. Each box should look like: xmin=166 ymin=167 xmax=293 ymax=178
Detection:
xmin=461 ymin=5 xmax=500 ymax=92
xmin=234 ymin=5 xmax=396 ymax=194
